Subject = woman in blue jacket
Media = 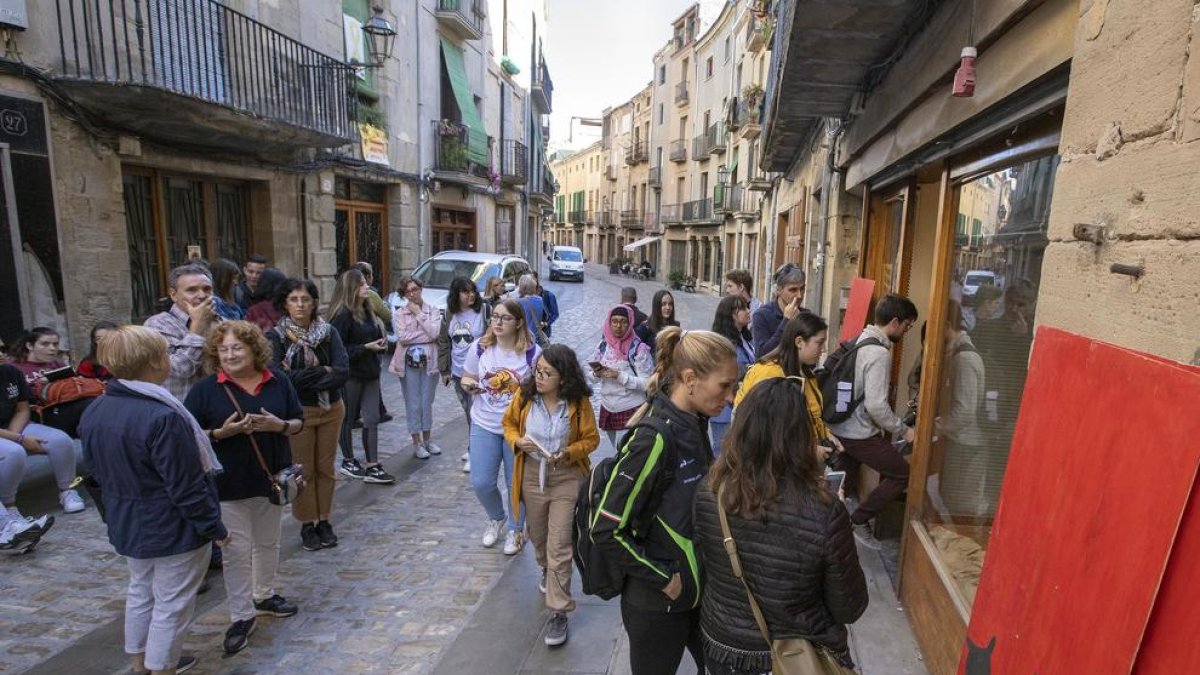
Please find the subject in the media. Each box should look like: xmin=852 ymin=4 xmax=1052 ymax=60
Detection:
xmin=80 ymin=325 xmax=228 ymax=675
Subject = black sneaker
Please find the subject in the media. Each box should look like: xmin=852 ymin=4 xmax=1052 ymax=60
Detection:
xmin=339 ymin=458 xmax=366 ymax=479
xmin=300 ymin=523 xmax=322 ymax=551
xmin=363 ymin=464 xmax=395 ymax=484
xmin=380 ymin=413 xmax=394 ymax=424
xmin=315 ymin=520 xmax=338 ymax=548
xmin=254 ymin=594 xmax=298 ymax=617
xmin=176 ymin=655 xmax=198 ymax=673
xmin=544 ymin=612 xmax=569 ymax=647
xmin=351 ymin=418 xmax=363 ymax=430
xmin=222 ymin=618 xmax=256 ymax=654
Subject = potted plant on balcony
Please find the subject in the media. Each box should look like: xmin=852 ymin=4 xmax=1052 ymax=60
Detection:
xmin=742 ymin=83 xmax=765 ymax=115
xmin=439 ymin=119 xmax=468 ymax=170
xmin=500 ymin=56 xmax=520 ymax=75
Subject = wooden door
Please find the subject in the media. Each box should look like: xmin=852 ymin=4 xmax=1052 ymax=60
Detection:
xmin=431 ymin=206 xmax=476 ymax=255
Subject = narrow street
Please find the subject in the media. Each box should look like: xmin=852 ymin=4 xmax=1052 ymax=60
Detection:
xmin=2 ymin=264 xmax=923 ymax=674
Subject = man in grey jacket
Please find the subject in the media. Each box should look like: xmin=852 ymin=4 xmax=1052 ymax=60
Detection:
xmin=830 ymin=294 xmax=918 ymax=548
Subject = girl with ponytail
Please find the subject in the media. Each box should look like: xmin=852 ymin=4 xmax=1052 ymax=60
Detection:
xmin=591 ymin=327 xmax=739 ymax=675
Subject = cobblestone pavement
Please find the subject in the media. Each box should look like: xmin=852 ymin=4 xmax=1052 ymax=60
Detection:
xmin=0 ymin=263 xmax=720 ymax=675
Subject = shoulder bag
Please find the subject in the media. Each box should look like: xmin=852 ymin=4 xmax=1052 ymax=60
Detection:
xmin=716 ymin=485 xmax=856 ymax=675
xmin=221 ymin=385 xmax=303 ymax=506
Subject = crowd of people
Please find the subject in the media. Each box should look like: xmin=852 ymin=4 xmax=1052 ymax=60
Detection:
xmin=0 ymin=250 xmax=943 ymax=674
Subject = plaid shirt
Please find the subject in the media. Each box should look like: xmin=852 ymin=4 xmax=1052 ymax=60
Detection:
xmin=143 ymin=305 xmax=208 ymax=400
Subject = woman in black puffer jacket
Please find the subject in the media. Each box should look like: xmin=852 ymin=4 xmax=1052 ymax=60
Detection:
xmin=694 ymin=377 xmax=868 ymax=674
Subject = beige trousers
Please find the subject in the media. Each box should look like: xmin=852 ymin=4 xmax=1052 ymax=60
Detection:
xmin=522 ymin=461 xmax=584 ymax=612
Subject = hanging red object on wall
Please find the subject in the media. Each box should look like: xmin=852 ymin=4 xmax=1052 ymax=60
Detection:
xmin=952 ymin=47 xmax=977 ymax=97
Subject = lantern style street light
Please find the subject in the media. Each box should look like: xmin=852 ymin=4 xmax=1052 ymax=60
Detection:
xmin=363 ymin=6 xmax=397 ymax=68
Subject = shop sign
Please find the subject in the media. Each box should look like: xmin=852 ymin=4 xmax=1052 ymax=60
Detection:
xmin=359 ymin=123 xmax=389 ymax=165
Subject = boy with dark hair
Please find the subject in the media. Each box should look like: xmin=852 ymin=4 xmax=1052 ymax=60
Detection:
xmin=234 ymin=254 xmax=270 ymax=310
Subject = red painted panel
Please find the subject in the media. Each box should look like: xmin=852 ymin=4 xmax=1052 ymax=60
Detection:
xmin=1135 ymin=478 xmax=1200 ymax=673
xmin=839 ymin=277 xmax=875 ymax=342
xmin=961 ymin=327 xmax=1200 ymax=675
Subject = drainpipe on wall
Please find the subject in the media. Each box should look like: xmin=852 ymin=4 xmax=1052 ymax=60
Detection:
xmin=299 ymin=176 xmax=310 ymax=278
xmin=813 ymin=119 xmax=845 ymax=317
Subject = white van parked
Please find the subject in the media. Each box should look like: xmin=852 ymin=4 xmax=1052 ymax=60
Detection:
xmin=547 ymin=245 xmax=585 ymax=282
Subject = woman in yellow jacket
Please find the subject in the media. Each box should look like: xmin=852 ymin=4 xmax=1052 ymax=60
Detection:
xmin=737 ymin=312 xmax=844 ymax=455
xmin=502 ymin=344 xmax=600 ymax=648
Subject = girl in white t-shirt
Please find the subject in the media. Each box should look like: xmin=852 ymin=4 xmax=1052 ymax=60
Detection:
xmin=438 ymin=277 xmax=488 ymax=473
xmin=461 ymin=299 xmax=540 ymax=554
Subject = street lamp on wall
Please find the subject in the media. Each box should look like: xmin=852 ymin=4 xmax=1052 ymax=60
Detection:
xmin=362 ymin=6 xmax=397 ymax=67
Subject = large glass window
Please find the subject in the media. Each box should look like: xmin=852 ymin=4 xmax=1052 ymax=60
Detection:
xmin=920 ymin=154 xmax=1058 ymax=608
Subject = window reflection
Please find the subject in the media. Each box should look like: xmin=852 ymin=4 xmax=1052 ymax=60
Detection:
xmin=921 ymin=154 xmax=1058 ymax=608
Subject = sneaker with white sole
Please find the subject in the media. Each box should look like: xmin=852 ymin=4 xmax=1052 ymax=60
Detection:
xmin=0 ymin=514 xmax=41 ymax=555
xmin=413 ymin=443 xmax=431 ymax=460
xmin=544 ymin=612 xmax=569 ymax=646
xmin=481 ymin=519 xmax=505 ymax=548
xmin=363 ymin=464 xmax=395 ymax=484
xmin=502 ymin=529 xmax=523 ymax=555
xmin=7 ymin=508 xmax=53 ymax=535
xmin=852 ymin=521 xmax=882 ymax=550
xmin=339 ymin=458 xmax=366 ymax=479
xmin=424 ymin=441 xmax=442 ymax=455
xmin=461 ymin=459 xmax=471 ymax=473
xmin=60 ymin=489 xmax=85 ymax=514
xmin=460 ymin=451 xmax=469 ymax=462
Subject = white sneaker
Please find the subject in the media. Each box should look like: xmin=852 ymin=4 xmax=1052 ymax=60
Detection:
xmin=60 ymin=489 xmax=85 ymax=514
xmin=482 ymin=519 xmax=505 ymax=548
xmin=424 ymin=441 xmax=442 ymax=456
xmin=7 ymin=508 xmax=52 ymax=533
xmin=461 ymin=459 xmax=471 ymax=474
xmin=0 ymin=513 xmax=39 ymax=555
xmin=502 ymin=529 xmax=523 ymax=555
xmin=460 ymin=451 xmax=469 ymax=462
xmin=413 ymin=443 xmax=431 ymax=460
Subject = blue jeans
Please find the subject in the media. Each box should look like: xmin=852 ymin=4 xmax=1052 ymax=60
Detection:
xmin=399 ymin=366 xmax=438 ymax=436
xmin=468 ymin=424 xmax=524 ymax=532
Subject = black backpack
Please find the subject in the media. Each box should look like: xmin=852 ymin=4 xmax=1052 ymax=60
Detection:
xmin=817 ymin=333 xmax=885 ymax=424
xmin=573 ymin=416 xmax=676 ymax=600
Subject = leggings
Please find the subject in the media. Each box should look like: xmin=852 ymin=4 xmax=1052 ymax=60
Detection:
xmin=0 ymin=423 xmax=77 ymax=504
xmin=339 ymin=378 xmax=381 ymax=463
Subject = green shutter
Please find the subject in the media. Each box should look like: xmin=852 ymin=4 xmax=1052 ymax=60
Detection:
xmin=440 ymin=38 xmax=489 ymax=165
xmin=727 ymin=152 xmax=738 ymax=175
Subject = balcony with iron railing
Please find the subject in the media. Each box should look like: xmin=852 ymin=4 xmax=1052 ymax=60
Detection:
xmin=644 ymin=212 xmax=661 ymax=235
xmin=436 ymin=0 xmax=486 ymax=41
xmin=692 ymin=131 xmax=711 ymax=159
xmin=598 ymin=210 xmax=614 ymax=227
xmin=500 ymin=139 xmax=528 ymax=185
xmin=669 ymin=139 xmax=688 ymax=163
xmin=746 ymin=12 xmax=771 ymax=53
xmin=432 ymin=121 xmax=490 ymax=180
xmin=683 ymin=198 xmax=714 ymax=222
xmin=733 ymin=97 xmax=762 ymax=139
xmin=715 ymin=184 xmax=745 ymax=214
xmin=568 ymin=209 xmax=593 ymax=224
xmin=625 ymin=140 xmax=648 ymax=165
xmin=707 ymin=122 xmax=727 ymax=155
xmin=52 ymin=0 xmax=356 ymax=153
xmin=621 ymin=209 xmax=643 ymax=226
xmin=661 ymin=203 xmax=682 ymax=224
xmin=605 ymin=165 xmax=618 ymax=181
xmin=648 ymin=166 xmax=662 ymax=187
xmin=532 ymin=55 xmax=554 ymax=113
xmin=675 ymin=81 xmax=690 ymax=106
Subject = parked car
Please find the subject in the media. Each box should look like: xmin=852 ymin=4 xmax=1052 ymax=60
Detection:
xmin=962 ymin=270 xmax=997 ymax=297
xmin=387 ymin=250 xmax=532 ymax=320
xmin=547 ymin=245 xmax=585 ymax=282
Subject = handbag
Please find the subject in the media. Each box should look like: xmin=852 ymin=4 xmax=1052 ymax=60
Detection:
xmin=221 ymin=385 xmax=303 ymax=506
xmin=715 ymin=485 xmax=856 ymax=675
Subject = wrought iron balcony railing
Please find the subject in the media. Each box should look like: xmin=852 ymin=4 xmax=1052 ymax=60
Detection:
xmin=432 ymin=120 xmax=490 ymax=177
xmin=568 ymin=209 xmax=589 ymax=224
xmin=621 ymin=209 xmax=642 ymax=226
xmin=598 ymin=210 xmax=614 ymax=227
xmin=707 ymin=122 xmax=727 ymax=154
xmin=661 ymin=203 xmax=682 ymax=223
xmin=675 ymin=81 xmax=690 ymax=106
xmin=693 ymin=131 xmax=711 ymax=158
xmin=605 ymin=164 xmax=618 ymax=181
xmin=683 ymin=198 xmax=713 ymax=222
xmin=53 ymin=0 xmax=355 ymax=148
xmin=669 ymin=139 xmax=688 ymax=162
xmin=532 ymin=55 xmax=554 ymax=112
xmin=436 ymin=0 xmax=486 ymax=41
xmin=644 ymin=212 xmax=661 ymax=235
xmin=625 ymin=140 xmax=648 ymax=165
xmin=500 ymin=139 xmax=528 ymax=184
xmin=648 ymin=166 xmax=661 ymax=187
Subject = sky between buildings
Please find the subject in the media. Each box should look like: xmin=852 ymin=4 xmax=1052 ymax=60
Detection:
xmin=545 ymin=0 xmax=723 ymax=151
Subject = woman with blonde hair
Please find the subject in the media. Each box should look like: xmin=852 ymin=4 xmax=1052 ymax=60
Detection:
xmin=460 ymin=299 xmax=540 ymax=555
xmin=185 ymin=321 xmax=304 ymax=655
xmin=328 ymin=268 xmax=392 ymax=483
xmin=81 ymin=325 xmax=227 ymax=674
xmin=591 ymin=327 xmax=739 ymax=675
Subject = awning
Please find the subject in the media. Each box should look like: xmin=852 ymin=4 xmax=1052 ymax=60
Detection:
xmin=440 ymin=38 xmax=489 ymax=165
xmin=624 ymin=236 xmax=661 ymax=251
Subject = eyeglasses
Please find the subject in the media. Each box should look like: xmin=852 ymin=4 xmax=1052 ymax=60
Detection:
xmin=490 ymin=315 xmax=517 ymax=324
xmin=534 ymin=368 xmax=559 ymax=379
xmin=405 ymin=286 xmax=422 ymax=295
xmin=286 ymin=296 xmax=314 ymax=305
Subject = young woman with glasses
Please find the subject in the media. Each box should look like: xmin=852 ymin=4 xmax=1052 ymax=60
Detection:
xmin=438 ymin=276 xmax=488 ymax=473
xmin=588 ymin=305 xmax=655 ymax=449
xmin=460 ymin=300 xmax=540 ymax=555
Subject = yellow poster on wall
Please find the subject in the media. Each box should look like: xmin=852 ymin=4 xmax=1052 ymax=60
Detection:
xmin=359 ymin=123 xmax=389 ymax=165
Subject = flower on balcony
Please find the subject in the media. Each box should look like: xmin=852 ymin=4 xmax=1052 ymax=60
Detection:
xmin=742 ymin=83 xmax=765 ymax=109
xmin=487 ymin=167 xmax=501 ymax=191
xmin=438 ymin=119 xmax=465 ymax=137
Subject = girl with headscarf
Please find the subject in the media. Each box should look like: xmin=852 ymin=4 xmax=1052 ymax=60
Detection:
xmin=586 ymin=305 xmax=655 ymax=449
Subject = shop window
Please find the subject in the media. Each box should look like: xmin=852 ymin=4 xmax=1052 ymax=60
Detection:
xmin=919 ymin=154 xmax=1058 ymax=609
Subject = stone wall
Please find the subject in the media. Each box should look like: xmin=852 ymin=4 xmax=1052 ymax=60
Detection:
xmin=1039 ymin=0 xmax=1200 ymax=363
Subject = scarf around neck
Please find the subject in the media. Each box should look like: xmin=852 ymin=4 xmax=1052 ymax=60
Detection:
xmin=277 ymin=316 xmax=334 ymax=408
xmin=118 ymin=379 xmax=223 ymax=475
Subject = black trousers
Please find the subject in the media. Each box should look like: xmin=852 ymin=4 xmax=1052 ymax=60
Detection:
xmin=620 ymin=596 xmax=704 ymax=675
